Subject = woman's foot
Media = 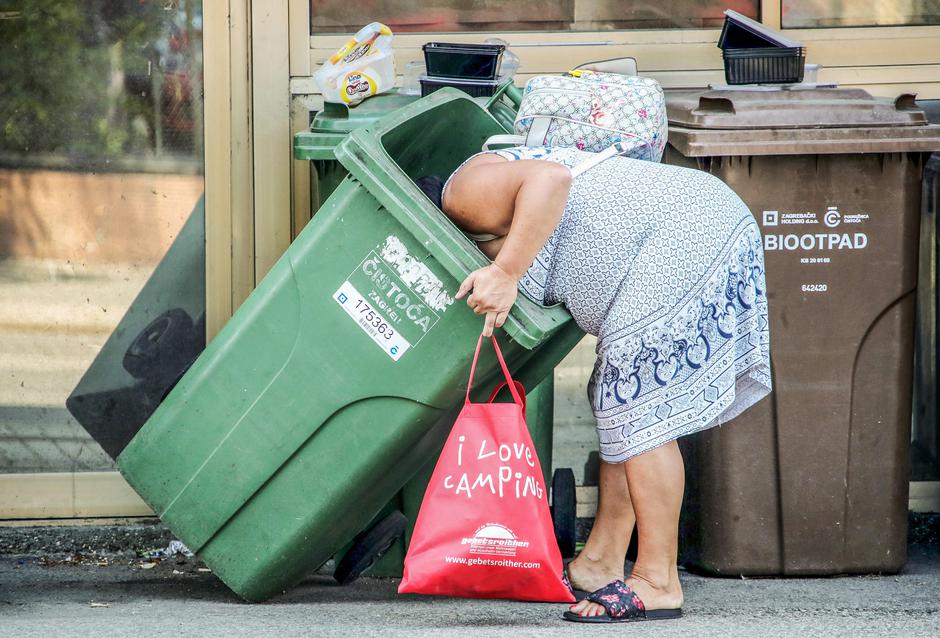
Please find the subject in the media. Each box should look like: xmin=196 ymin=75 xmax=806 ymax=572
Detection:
xmin=565 ymin=553 xmax=624 ymax=595
xmin=568 ymin=566 xmax=683 ymax=617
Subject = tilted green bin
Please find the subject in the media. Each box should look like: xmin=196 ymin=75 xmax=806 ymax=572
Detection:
xmin=118 ymin=89 xmax=583 ymax=601
xmin=293 ymin=85 xmax=549 ymax=579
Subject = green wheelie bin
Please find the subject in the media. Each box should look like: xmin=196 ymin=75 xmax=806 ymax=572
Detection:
xmin=117 ymin=89 xmax=584 ymax=601
xmin=293 ymin=84 xmax=556 ymax=580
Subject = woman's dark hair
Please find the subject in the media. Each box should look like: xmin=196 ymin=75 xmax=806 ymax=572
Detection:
xmin=415 ymin=175 xmax=445 ymax=210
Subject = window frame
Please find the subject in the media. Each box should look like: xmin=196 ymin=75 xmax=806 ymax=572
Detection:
xmin=302 ymin=0 xmax=940 ymax=99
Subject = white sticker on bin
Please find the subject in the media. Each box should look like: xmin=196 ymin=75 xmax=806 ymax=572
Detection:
xmin=334 ymin=280 xmax=411 ymax=361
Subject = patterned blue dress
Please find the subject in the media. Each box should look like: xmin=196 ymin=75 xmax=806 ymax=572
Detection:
xmin=445 ymin=145 xmax=772 ymax=463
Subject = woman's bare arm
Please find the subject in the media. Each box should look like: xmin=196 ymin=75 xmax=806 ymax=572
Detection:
xmin=444 ymin=157 xmax=572 ymax=335
xmin=490 ymin=160 xmax=572 ymax=279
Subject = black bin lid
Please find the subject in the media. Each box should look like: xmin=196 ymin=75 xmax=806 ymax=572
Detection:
xmin=718 ymin=9 xmax=803 ymax=50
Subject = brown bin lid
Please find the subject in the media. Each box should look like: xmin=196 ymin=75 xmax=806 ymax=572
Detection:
xmin=667 ymin=88 xmax=940 ymax=156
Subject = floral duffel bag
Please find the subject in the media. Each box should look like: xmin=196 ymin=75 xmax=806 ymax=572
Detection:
xmin=484 ymin=70 xmax=668 ymax=162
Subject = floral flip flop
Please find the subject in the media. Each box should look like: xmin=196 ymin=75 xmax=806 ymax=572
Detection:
xmin=562 ymin=580 xmax=682 ymax=623
xmin=561 ymin=566 xmax=592 ymax=602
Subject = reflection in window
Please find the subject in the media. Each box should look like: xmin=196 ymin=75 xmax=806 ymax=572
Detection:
xmin=310 ymin=1 xmax=759 ymax=33
xmin=783 ymin=0 xmax=940 ymax=28
xmin=0 ymin=1 xmax=205 ymax=475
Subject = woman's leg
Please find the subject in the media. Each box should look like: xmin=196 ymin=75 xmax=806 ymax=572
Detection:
xmin=566 ymin=460 xmax=635 ymax=592
xmin=570 ymin=440 xmax=685 ymax=616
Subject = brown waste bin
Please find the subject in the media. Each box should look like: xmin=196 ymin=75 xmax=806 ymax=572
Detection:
xmin=665 ymin=88 xmax=940 ymax=576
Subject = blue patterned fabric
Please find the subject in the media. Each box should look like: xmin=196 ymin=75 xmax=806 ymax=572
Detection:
xmin=449 ymin=145 xmax=772 ymax=463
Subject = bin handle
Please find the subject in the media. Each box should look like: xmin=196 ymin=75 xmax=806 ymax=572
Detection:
xmin=895 ymin=93 xmax=918 ymax=111
xmin=484 ymin=82 xmax=523 ymax=111
xmin=695 ymin=96 xmax=735 ymax=114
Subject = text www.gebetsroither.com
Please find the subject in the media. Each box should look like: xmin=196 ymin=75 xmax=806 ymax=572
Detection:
xmin=444 ymin=556 xmax=541 ymax=569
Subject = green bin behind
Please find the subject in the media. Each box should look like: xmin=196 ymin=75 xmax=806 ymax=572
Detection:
xmin=297 ymin=91 xmax=420 ymax=219
xmin=118 ymin=89 xmax=583 ymax=601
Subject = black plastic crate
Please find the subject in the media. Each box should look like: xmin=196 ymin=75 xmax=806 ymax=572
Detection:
xmin=422 ymin=42 xmax=505 ymax=80
xmin=718 ymin=9 xmax=803 ymax=50
xmin=719 ymin=18 xmax=771 ymax=49
xmin=722 ymin=47 xmax=806 ymax=85
xmin=419 ymin=75 xmax=509 ymax=98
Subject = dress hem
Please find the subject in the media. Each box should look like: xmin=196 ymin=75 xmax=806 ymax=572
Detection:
xmin=597 ymin=362 xmax=772 ymax=464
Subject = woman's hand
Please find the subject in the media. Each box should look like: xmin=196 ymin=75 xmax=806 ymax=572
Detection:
xmin=456 ymin=263 xmax=518 ymax=337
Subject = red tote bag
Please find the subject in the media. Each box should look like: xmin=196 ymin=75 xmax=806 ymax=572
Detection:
xmin=398 ymin=334 xmax=574 ymax=603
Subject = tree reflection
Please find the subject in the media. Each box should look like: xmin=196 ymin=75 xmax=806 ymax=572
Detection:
xmin=0 ymin=0 xmax=203 ymax=168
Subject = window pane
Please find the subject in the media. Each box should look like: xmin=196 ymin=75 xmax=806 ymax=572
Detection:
xmin=311 ymin=1 xmax=759 ymax=34
xmin=0 ymin=1 xmax=205 ymax=473
xmin=783 ymin=0 xmax=940 ymax=28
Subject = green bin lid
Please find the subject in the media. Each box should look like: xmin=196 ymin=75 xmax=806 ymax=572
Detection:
xmin=294 ymin=90 xmax=419 ymax=160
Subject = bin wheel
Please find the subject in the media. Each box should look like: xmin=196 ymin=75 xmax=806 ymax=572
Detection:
xmin=156 ymin=311 xmax=205 ymax=400
xmin=123 ymin=309 xmax=196 ymax=381
xmin=334 ymin=510 xmax=407 ymax=586
xmin=157 ymin=355 xmax=199 ymax=403
xmin=552 ymin=468 xmax=577 ymax=559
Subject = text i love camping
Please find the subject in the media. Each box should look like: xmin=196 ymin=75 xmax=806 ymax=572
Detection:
xmin=442 ymin=435 xmax=544 ymax=500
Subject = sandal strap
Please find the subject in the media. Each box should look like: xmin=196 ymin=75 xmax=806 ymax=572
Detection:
xmin=586 ymin=580 xmax=647 ymax=620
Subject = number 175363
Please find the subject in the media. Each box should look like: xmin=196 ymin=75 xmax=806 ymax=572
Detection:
xmin=354 ymin=298 xmax=395 ymax=340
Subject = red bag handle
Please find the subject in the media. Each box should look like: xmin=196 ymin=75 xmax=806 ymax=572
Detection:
xmin=487 ymin=381 xmax=527 ymax=412
xmin=465 ymin=333 xmax=525 ymax=408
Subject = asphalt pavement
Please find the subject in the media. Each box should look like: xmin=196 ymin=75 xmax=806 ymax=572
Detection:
xmin=2 ymin=538 xmax=938 ymax=638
